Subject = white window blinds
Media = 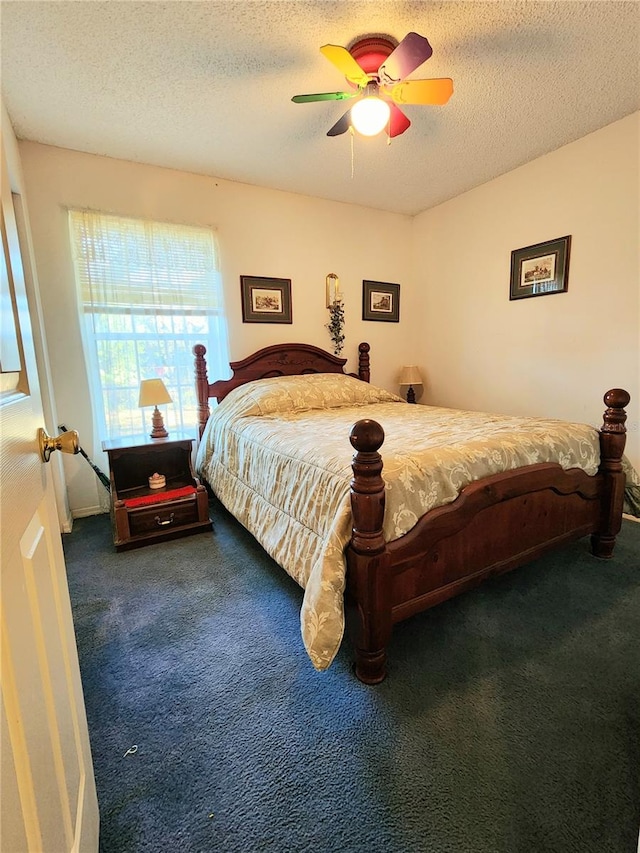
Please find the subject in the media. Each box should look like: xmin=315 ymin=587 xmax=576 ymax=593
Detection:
xmin=69 ymin=209 xmax=229 ymax=444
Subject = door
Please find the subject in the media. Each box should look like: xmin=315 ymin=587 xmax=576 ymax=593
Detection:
xmin=1 ymin=128 xmax=99 ymax=849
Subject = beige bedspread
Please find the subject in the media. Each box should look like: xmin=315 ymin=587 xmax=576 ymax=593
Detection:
xmin=196 ymin=373 xmax=640 ymax=671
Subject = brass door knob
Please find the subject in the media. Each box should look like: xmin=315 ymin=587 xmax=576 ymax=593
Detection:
xmin=38 ymin=428 xmax=80 ymax=463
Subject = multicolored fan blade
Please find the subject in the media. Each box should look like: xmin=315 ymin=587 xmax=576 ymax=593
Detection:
xmin=386 ymin=78 xmax=454 ymax=106
xmin=379 ymin=32 xmax=433 ymax=84
xmin=388 ymin=103 xmax=411 ymax=138
xmin=326 ymin=109 xmax=352 ymax=137
xmin=292 ymin=91 xmax=358 ymax=103
xmin=320 ymin=44 xmax=369 ymax=87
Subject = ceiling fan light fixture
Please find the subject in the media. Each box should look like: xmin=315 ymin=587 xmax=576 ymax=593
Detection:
xmin=351 ymin=95 xmax=390 ymax=136
xmin=295 ymin=32 xmax=450 ymax=140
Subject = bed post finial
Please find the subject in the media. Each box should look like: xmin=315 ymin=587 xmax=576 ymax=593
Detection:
xmin=591 ymin=388 xmax=630 ymax=558
xmin=601 ymin=388 xmax=630 ymax=433
xmin=347 ymin=418 xmax=390 ymax=684
xmin=358 ymin=342 xmax=370 ymax=383
xmin=193 ymin=344 xmax=210 ymax=439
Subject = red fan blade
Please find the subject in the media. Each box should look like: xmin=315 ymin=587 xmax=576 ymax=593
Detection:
xmin=379 ymin=32 xmax=433 ymax=84
xmin=320 ymin=44 xmax=369 ymax=87
xmin=388 ymin=103 xmax=411 ymax=138
xmin=327 ymin=109 xmax=352 ymax=137
xmin=385 ymin=78 xmax=454 ymax=105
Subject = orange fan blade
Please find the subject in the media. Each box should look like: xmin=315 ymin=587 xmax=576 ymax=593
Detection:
xmin=320 ymin=44 xmax=369 ymax=88
xmin=386 ymin=78 xmax=454 ymax=106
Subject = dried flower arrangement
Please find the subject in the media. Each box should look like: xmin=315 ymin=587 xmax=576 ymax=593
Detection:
xmin=326 ymin=300 xmax=345 ymax=355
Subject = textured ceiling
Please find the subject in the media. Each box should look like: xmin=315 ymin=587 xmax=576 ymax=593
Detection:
xmin=1 ymin=1 xmax=639 ymax=215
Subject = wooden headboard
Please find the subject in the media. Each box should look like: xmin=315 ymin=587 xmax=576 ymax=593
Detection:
xmin=193 ymin=341 xmax=371 ymax=438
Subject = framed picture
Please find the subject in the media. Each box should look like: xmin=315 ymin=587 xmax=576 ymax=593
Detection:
xmin=509 ymin=235 xmax=571 ymax=301
xmin=240 ymin=276 xmax=292 ymax=323
xmin=362 ymin=280 xmax=400 ymax=322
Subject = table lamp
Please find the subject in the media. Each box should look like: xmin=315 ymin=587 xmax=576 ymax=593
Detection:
xmin=138 ymin=378 xmax=172 ymax=438
xmin=399 ymin=365 xmax=422 ymax=404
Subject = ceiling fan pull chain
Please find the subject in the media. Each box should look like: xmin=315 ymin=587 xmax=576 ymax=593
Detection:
xmin=350 ymin=127 xmax=355 ymax=179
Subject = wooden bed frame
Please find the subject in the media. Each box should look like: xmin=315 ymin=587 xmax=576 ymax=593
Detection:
xmin=194 ymin=341 xmax=630 ymax=684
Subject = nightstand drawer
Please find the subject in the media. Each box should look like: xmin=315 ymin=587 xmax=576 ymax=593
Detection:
xmin=128 ymin=498 xmax=198 ymax=536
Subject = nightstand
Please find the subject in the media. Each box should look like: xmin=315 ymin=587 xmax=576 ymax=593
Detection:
xmin=101 ymin=432 xmax=212 ymax=551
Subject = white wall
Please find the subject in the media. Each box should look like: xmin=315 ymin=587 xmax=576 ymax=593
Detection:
xmin=17 ymin=113 xmax=640 ymax=514
xmin=413 ymin=112 xmax=639 ymax=472
xmin=18 ymin=143 xmax=416 ymax=514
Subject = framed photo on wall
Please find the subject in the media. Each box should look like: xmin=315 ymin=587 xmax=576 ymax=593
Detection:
xmin=509 ymin=235 xmax=571 ymax=300
xmin=240 ymin=276 xmax=292 ymax=323
xmin=362 ymin=280 xmax=400 ymax=322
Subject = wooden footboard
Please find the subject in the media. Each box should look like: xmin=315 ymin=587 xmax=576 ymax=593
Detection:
xmin=346 ymin=390 xmax=630 ymax=684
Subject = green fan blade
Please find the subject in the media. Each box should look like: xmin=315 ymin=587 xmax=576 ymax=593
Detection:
xmin=291 ymin=91 xmax=357 ymax=103
xmin=320 ymin=44 xmax=369 ymax=87
xmin=386 ymin=78 xmax=454 ymax=106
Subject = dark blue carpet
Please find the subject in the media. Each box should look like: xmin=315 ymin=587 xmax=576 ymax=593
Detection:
xmin=64 ymin=506 xmax=640 ymax=853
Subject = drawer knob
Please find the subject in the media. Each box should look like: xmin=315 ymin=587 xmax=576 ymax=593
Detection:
xmin=154 ymin=513 xmax=175 ymax=527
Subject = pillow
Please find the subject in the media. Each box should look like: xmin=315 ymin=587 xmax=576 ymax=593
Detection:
xmin=218 ymin=372 xmax=402 ymax=419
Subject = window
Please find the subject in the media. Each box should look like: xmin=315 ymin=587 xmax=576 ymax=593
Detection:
xmin=69 ymin=210 xmax=229 ymax=440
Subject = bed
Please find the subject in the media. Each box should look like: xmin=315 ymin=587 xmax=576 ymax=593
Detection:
xmin=193 ymin=341 xmax=637 ymax=683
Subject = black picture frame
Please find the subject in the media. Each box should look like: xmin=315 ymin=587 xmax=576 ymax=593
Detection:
xmin=362 ymin=280 xmax=400 ymax=322
xmin=240 ymin=276 xmax=292 ymax=323
xmin=509 ymin=235 xmax=571 ymax=301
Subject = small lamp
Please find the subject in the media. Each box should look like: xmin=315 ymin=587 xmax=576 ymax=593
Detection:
xmin=399 ymin=365 xmax=422 ymax=404
xmin=138 ymin=378 xmax=172 ymax=439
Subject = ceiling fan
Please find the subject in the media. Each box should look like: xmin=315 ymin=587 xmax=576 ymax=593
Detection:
xmin=292 ymin=32 xmax=453 ymax=139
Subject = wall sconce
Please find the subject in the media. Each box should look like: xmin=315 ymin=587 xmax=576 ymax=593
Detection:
xmin=138 ymin=378 xmax=173 ymax=438
xmin=326 ymin=272 xmax=341 ymax=307
xmin=398 ymin=365 xmax=422 ymax=404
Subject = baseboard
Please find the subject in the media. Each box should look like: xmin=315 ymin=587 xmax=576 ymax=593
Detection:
xmin=72 ymin=505 xmax=109 ymax=520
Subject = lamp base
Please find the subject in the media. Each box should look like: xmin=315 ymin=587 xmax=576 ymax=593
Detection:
xmin=406 ymin=385 xmax=416 ymax=404
xmin=149 ymin=406 xmax=169 ymax=439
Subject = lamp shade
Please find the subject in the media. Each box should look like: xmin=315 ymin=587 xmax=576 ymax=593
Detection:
xmin=138 ymin=378 xmax=172 ymax=408
xmin=398 ymin=365 xmax=422 ymax=386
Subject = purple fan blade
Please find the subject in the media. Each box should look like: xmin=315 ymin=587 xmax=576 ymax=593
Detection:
xmin=327 ymin=109 xmax=352 ymax=136
xmin=379 ymin=32 xmax=433 ymax=84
